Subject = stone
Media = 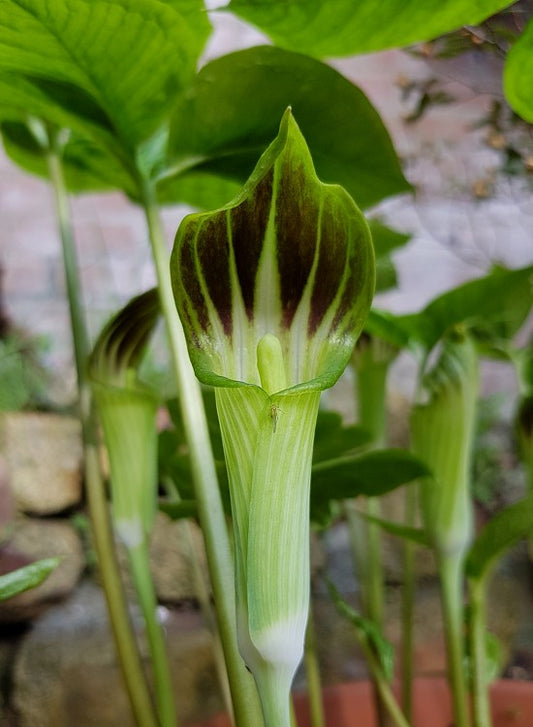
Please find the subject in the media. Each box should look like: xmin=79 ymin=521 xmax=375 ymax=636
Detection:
xmin=0 ymin=518 xmax=85 ymax=622
xmin=112 ymin=512 xmax=209 ymax=603
xmin=11 ymin=580 xmax=224 ymax=727
xmin=2 ymin=412 xmax=82 ymax=515
xmin=149 ymin=512 xmax=207 ymax=603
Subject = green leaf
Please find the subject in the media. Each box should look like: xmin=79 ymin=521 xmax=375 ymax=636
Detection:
xmin=359 ymin=513 xmax=430 ymax=547
xmin=165 ymin=390 xmax=226 ymax=462
xmin=465 ymin=495 xmax=533 ymax=581
xmin=504 ymin=17 xmax=533 ymax=123
xmin=328 ymin=581 xmax=395 ymax=682
xmin=368 ymin=221 xmax=410 ymax=293
xmin=364 ymin=309 xmax=413 ymax=351
xmin=167 ymin=46 xmax=410 ymax=210
xmin=310 ymin=449 xmax=429 ymax=523
xmin=171 ymin=108 xmax=375 ymax=393
xmin=313 ymin=409 xmax=371 ymax=463
xmin=375 ymin=255 xmax=398 ymax=293
xmin=0 ymin=557 xmax=59 ymax=602
xmin=398 ymin=266 xmax=533 ymax=351
xmin=1 ymin=120 xmax=139 ymax=195
xmin=0 ymin=341 xmax=31 ymax=410
xmin=368 ymin=220 xmax=411 ymax=259
xmin=0 ymin=71 xmax=114 ymax=146
xmin=0 ymin=0 xmax=205 ymax=175
xmin=227 ymin=0 xmax=514 ymax=57
xmin=157 ymin=169 xmax=242 ymax=211
xmin=159 ymin=500 xmax=198 ymax=521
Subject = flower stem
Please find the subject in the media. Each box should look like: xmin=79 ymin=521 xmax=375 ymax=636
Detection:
xmin=47 ymin=145 xmax=158 ymax=727
xmin=400 ymin=483 xmax=417 ymax=724
xmin=128 ymin=540 xmax=177 ymax=727
xmin=304 ymin=601 xmax=325 ymax=727
xmin=468 ymin=576 xmax=492 ymax=727
xmin=254 ymin=664 xmax=292 ymax=727
xmin=439 ymin=553 xmax=471 ymax=727
xmin=141 ymin=182 xmax=263 ymax=726
xmin=355 ymin=630 xmax=410 ymax=727
xmin=350 ymin=356 xmax=389 ymax=725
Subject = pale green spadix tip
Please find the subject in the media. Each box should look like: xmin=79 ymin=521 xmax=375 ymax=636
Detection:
xmin=257 ymin=333 xmax=287 ymax=395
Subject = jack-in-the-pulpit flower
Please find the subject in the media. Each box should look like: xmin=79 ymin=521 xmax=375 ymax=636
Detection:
xmin=410 ymin=327 xmax=478 ymax=559
xmin=89 ymin=290 xmax=178 ymax=727
xmin=170 ymin=109 xmax=375 ymax=726
xmin=88 ymin=289 xmax=160 ymax=548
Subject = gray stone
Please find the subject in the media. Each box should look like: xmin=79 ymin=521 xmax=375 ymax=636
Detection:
xmin=11 ymin=580 xmax=224 ymax=727
xmin=0 ymin=518 xmax=84 ymax=622
xmin=149 ymin=512 xmax=207 ymax=603
xmin=2 ymin=412 xmax=82 ymax=515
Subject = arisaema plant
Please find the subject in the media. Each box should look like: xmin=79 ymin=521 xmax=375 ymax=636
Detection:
xmin=170 ymin=108 xmax=375 ymax=726
xmin=88 ymin=291 xmax=178 ymax=727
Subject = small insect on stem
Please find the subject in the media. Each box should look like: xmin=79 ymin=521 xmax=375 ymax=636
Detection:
xmin=269 ymin=403 xmax=283 ymax=433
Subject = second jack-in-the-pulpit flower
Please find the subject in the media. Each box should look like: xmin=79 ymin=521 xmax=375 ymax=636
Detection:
xmin=170 ymin=109 xmax=375 ymax=725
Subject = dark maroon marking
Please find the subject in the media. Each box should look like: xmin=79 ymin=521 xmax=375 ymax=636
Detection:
xmin=275 ymin=151 xmax=319 ymax=329
xmin=230 ymin=168 xmax=274 ymax=317
xmin=329 ymin=229 xmax=371 ymax=336
xmin=308 ymin=194 xmax=349 ymax=335
xmin=178 ymin=226 xmax=210 ymax=336
xmin=197 ymin=213 xmax=233 ymax=337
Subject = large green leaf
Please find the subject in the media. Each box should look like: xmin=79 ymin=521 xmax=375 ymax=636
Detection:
xmin=313 ymin=410 xmax=371 ymax=463
xmin=1 ymin=120 xmax=139 ymax=195
xmin=0 ymin=0 xmax=205 ymax=165
xmin=157 ymin=169 xmax=242 ymax=210
xmin=227 ymin=0 xmax=514 ymax=57
xmin=504 ymin=16 xmax=533 ymax=123
xmin=310 ymin=449 xmax=429 ymax=524
xmin=465 ymin=495 xmax=533 ymax=582
xmin=166 ymin=46 xmax=410 ymax=210
xmin=0 ymin=71 xmax=113 ymax=143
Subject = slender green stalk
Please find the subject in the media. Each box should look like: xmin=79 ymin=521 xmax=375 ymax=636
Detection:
xmin=128 ymin=540 xmax=177 ymax=727
xmin=304 ymin=602 xmax=325 ymax=727
xmin=439 ymin=554 xmax=471 ymax=727
xmin=355 ymin=631 xmax=410 ymax=727
xmin=468 ymin=576 xmax=492 ymax=727
xmin=47 ymin=148 xmax=90 ymax=379
xmin=400 ymin=483 xmax=417 ymax=723
xmin=353 ymin=358 xmax=387 ymax=628
xmin=351 ymin=354 xmax=389 ymax=725
xmin=365 ymin=497 xmax=385 ymax=628
xmin=141 ymin=181 xmax=263 ymax=727
xmin=253 ymin=664 xmax=292 ymax=727
xmin=47 ymin=146 xmax=158 ymax=727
